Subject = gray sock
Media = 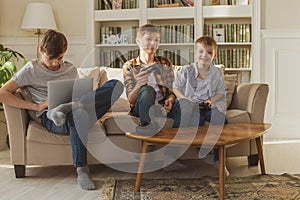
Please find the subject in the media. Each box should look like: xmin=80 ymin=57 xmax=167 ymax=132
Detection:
xmin=47 ymin=101 xmax=82 ymax=126
xmin=76 ymin=165 xmax=96 ymax=190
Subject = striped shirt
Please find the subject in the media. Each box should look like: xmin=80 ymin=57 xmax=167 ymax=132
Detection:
xmin=123 ymin=56 xmax=175 ymax=105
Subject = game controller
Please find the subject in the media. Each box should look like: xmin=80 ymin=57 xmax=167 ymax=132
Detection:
xmin=144 ymin=63 xmax=161 ymax=74
xmin=199 ymin=102 xmax=211 ymax=111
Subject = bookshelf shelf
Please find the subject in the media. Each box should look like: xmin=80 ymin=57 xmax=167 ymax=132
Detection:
xmin=225 ymin=68 xmax=251 ymax=71
xmin=94 ymin=9 xmax=140 ymax=21
xmin=217 ymin=42 xmax=252 ymax=46
xmin=159 ymin=43 xmax=194 ymax=46
xmin=87 ymin=0 xmax=260 ymax=82
xmin=95 ymin=44 xmax=138 ymax=47
xmin=147 ymin=7 xmax=194 ymax=20
xmin=203 ymin=5 xmax=252 ymax=18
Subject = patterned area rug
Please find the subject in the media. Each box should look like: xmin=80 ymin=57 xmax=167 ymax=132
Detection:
xmin=101 ymin=174 xmax=300 ymax=200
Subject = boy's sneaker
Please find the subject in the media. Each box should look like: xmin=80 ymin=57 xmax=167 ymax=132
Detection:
xmin=136 ymin=121 xmax=160 ymax=136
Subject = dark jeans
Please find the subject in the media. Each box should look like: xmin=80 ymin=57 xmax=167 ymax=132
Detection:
xmin=41 ymin=79 xmax=123 ymax=167
xmin=130 ymin=85 xmax=181 ymax=128
xmin=177 ymin=98 xmax=227 ymax=161
xmin=130 ymin=85 xmax=186 ymax=162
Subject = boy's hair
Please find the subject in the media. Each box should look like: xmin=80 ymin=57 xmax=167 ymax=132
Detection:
xmin=40 ymin=29 xmax=68 ymax=59
xmin=137 ymin=24 xmax=160 ymax=38
xmin=195 ymin=35 xmax=218 ymax=53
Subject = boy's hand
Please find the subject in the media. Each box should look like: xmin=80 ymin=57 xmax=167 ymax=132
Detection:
xmin=163 ymin=98 xmax=173 ymax=113
xmin=36 ymin=100 xmax=48 ymax=112
xmin=204 ymin=99 xmax=215 ymax=108
xmin=136 ymin=69 xmax=148 ymax=87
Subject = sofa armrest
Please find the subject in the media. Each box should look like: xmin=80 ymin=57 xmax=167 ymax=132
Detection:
xmin=229 ymin=83 xmax=269 ymax=123
xmin=3 ymin=91 xmax=30 ymax=164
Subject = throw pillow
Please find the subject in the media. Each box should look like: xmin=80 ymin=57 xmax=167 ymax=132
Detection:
xmin=17 ymin=88 xmax=41 ymax=123
xmin=77 ymin=67 xmax=101 ymax=89
xmin=99 ymin=67 xmax=130 ymax=112
xmin=224 ymin=74 xmax=238 ymax=109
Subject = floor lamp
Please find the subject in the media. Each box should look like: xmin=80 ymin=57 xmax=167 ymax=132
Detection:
xmin=21 ymin=3 xmax=57 ymax=58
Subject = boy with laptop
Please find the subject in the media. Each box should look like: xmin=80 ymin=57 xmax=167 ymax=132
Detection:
xmin=0 ymin=30 xmax=123 ymax=190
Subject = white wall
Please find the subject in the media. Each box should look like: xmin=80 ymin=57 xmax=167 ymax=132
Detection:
xmin=259 ymin=0 xmax=300 ymax=139
xmin=0 ymin=0 xmax=87 ymax=68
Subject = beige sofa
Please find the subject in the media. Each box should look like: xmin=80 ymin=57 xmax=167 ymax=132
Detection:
xmin=3 ymin=67 xmax=269 ymax=178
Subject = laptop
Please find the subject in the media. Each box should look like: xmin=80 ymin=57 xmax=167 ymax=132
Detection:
xmin=47 ymin=77 xmax=93 ymax=109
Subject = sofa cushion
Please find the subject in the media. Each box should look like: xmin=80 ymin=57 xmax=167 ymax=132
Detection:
xmin=27 ymin=120 xmax=106 ymax=145
xmin=101 ymin=112 xmax=174 ymax=135
xmin=27 ymin=121 xmax=70 ymax=144
xmin=77 ymin=67 xmax=101 ymax=89
xmin=225 ymin=109 xmax=251 ymax=123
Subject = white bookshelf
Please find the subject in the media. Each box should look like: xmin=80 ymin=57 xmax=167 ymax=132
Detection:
xmin=87 ymin=0 xmax=260 ymax=82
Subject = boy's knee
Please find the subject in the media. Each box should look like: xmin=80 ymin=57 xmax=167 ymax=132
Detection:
xmin=139 ymin=85 xmax=156 ymax=98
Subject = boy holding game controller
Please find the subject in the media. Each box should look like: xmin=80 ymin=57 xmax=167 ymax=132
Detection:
xmin=123 ymin=24 xmax=181 ymax=133
xmin=172 ymin=36 xmax=229 ymax=175
xmin=123 ymin=24 xmax=186 ymax=171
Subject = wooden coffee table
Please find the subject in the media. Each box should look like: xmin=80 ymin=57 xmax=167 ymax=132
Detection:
xmin=126 ymin=123 xmax=271 ymax=200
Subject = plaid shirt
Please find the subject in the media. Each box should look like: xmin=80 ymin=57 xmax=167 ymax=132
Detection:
xmin=123 ymin=56 xmax=175 ymax=105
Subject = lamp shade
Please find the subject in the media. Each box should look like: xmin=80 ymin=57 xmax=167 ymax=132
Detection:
xmin=21 ymin=3 xmax=57 ymax=30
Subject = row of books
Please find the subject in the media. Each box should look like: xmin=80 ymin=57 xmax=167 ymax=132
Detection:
xmin=100 ymin=25 xmax=194 ymax=45
xmin=157 ymin=24 xmax=194 ymax=43
xmin=149 ymin=0 xmax=194 ymax=8
xmin=204 ymin=23 xmax=251 ymax=43
xmin=215 ymin=48 xmax=251 ymax=69
xmin=135 ymin=24 xmax=194 ymax=44
xmin=99 ymin=48 xmax=250 ymax=69
xmin=204 ymin=0 xmax=251 ymax=6
xmin=98 ymin=0 xmax=139 ymax=10
xmin=99 ymin=49 xmax=185 ymax=68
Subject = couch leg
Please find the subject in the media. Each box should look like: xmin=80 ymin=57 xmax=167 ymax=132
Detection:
xmin=248 ymin=154 xmax=259 ymax=166
xmin=14 ymin=165 xmax=25 ymax=178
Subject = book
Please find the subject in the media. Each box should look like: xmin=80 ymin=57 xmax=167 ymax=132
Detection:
xmin=181 ymin=0 xmax=194 ymax=7
xmin=210 ymin=0 xmax=221 ymax=5
xmin=213 ymin=27 xmax=225 ymax=42
xmin=236 ymin=0 xmax=248 ymax=5
xmin=103 ymin=0 xmax=112 ymax=10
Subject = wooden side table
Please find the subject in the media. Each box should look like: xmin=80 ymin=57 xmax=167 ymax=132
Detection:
xmin=126 ymin=123 xmax=271 ymax=200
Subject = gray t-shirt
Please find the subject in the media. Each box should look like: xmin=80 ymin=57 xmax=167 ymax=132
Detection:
xmin=12 ymin=59 xmax=78 ymax=116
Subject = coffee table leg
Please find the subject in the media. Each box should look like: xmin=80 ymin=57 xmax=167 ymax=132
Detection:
xmin=218 ymin=146 xmax=225 ymax=200
xmin=134 ymin=141 xmax=148 ymax=192
xmin=255 ymin=136 xmax=266 ymax=174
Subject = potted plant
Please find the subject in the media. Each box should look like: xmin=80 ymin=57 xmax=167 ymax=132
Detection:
xmin=0 ymin=44 xmax=26 ymax=150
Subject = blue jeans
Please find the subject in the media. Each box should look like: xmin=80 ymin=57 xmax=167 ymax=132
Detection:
xmin=130 ymin=85 xmax=181 ymax=128
xmin=178 ymin=98 xmax=227 ymax=161
xmin=41 ymin=79 xmax=123 ymax=167
xmin=130 ymin=85 xmax=185 ymax=162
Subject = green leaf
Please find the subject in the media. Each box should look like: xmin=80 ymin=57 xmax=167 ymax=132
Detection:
xmin=0 ymin=69 xmax=9 ymax=86
xmin=4 ymin=52 xmax=13 ymax=62
xmin=3 ymin=61 xmax=16 ymax=72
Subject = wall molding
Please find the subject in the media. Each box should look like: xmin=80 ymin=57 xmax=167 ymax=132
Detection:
xmin=261 ymin=30 xmax=300 ymax=39
xmin=261 ymin=29 xmax=300 ymax=139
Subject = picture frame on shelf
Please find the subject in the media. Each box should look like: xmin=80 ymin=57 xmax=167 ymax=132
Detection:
xmin=112 ymin=0 xmax=122 ymax=10
xmin=213 ymin=28 xmax=225 ymax=42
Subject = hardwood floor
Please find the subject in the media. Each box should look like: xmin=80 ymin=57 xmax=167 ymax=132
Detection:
xmin=1 ymin=139 xmax=300 ymax=200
